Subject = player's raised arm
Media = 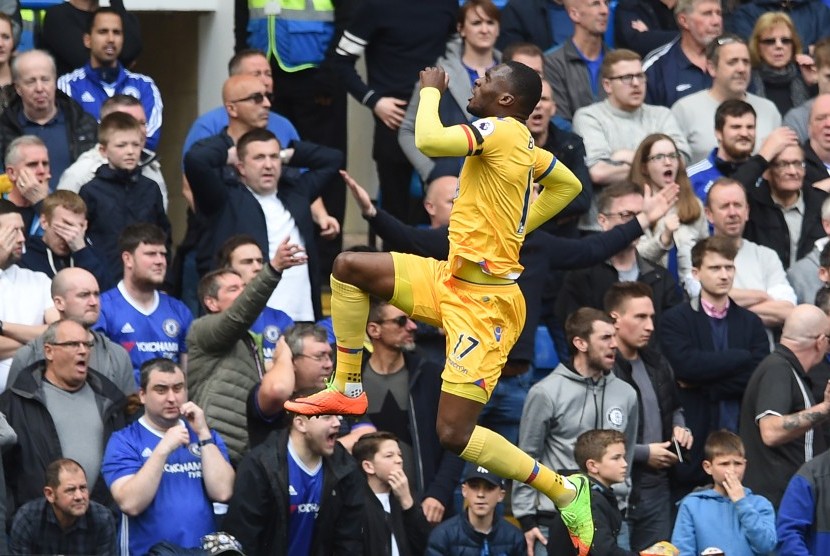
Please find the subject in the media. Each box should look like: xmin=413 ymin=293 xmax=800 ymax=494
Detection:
xmin=524 ymin=151 xmax=583 ymax=234
xmin=415 ymin=67 xmax=482 ymax=158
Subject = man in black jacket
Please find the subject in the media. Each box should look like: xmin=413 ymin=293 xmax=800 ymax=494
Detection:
xmin=0 ymin=50 xmax=98 ymax=190
xmin=224 ymin=399 xmax=364 ymax=555
xmin=354 ymin=431 xmax=431 ymax=556
xmin=605 ymin=282 xmax=691 ymax=551
xmin=0 ymin=318 xmax=126 ymax=518
xmin=184 ymin=126 xmax=342 ymax=321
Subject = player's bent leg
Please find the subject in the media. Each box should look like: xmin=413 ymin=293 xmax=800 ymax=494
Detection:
xmin=284 ymin=252 xmax=397 ymax=416
xmin=438 ymin=387 xmax=594 ymax=554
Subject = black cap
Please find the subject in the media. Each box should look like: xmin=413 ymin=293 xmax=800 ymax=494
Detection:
xmin=201 ymin=532 xmax=245 ymax=555
xmin=462 ymin=464 xmax=504 ymax=487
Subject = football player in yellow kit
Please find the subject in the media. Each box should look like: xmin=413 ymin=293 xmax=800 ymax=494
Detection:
xmin=286 ymin=62 xmax=594 ymax=553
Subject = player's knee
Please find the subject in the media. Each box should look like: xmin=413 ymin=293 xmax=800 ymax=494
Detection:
xmin=436 ymin=419 xmax=471 ymax=455
xmin=332 ymin=252 xmax=360 ymax=281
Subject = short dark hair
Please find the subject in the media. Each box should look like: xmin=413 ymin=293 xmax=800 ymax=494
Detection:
xmin=504 ymin=60 xmax=542 ymax=116
xmin=703 ymin=429 xmax=744 ymax=461
xmin=564 ymin=307 xmax=614 ymax=357
xmin=596 ymin=181 xmax=643 ymax=215
xmin=603 ymin=281 xmax=654 ymax=314
xmin=45 ymin=458 xmax=85 ymax=489
xmin=228 ymin=48 xmax=267 ymax=76
xmin=353 ymin=431 xmax=399 ymax=466
xmin=714 ymin=99 xmax=755 ymax=132
xmin=0 ymin=198 xmax=20 ymax=217
xmin=237 ymin=128 xmax=280 ymax=161
xmin=574 ymin=429 xmax=626 ymax=473
xmin=118 ymin=223 xmax=167 ymax=255
xmin=216 ymin=234 xmax=261 ymax=269
xmin=98 ymin=111 xmax=142 ymax=146
xmin=139 ymin=357 xmax=181 ymax=391
xmin=691 ymin=236 xmax=739 ymax=269
xmin=706 ymin=33 xmax=747 ymax=65
xmin=197 ymin=268 xmax=241 ymax=311
xmin=87 ymin=7 xmax=122 ymax=34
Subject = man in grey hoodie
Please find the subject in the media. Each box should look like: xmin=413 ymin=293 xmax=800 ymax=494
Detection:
xmin=514 ymin=307 xmax=638 ymax=556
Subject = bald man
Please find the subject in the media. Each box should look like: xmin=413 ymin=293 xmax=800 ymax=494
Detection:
xmin=9 ymin=268 xmax=134 ymax=394
xmin=740 ymin=304 xmax=830 ymax=507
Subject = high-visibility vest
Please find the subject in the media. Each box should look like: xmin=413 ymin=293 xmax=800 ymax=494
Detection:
xmin=247 ymin=0 xmax=335 ymax=72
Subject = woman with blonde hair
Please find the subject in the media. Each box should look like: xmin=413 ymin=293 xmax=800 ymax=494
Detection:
xmin=630 ymin=133 xmax=708 ymax=296
xmin=748 ymin=12 xmax=813 ymax=116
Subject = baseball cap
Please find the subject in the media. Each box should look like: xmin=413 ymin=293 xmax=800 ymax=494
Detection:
xmin=700 ymin=548 xmax=725 ymax=556
xmin=200 ymin=532 xmax=245 ymax=555
xmin=462 ymin=464 xmax=504 ymax=488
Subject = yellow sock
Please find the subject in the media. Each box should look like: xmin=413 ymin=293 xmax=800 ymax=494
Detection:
xmin=329 ymin=275 xmax=369 ymax=397
xmin=460 ymin=425 xmax=575 ymax=507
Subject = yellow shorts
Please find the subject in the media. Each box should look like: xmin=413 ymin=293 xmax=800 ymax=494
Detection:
xmin=390 ymin=252 xmax=526 ymax=404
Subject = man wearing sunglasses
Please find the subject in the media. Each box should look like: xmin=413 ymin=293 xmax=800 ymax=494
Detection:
xmin=0 ymin=318 xmax=126 ymax=521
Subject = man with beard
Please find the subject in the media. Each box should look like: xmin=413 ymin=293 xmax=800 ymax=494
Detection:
xmin=361 ymin=298 xmax=463 ymax=525
xmin=671 ymin=33 xmax=781 ymax=164
xmin=688 ymin=99 xmax=799 ymax=201
xmin=513 ymin=308 xmax=638 ymax=555
xmin=9 ymin=458 xmax=116 ymax=555
xmin=0 ymin=199 xmax=57 ymax=391
xmin=94 ymin=224 xmax=193 ymax=387
xmin=10 ymin=267 xmax=134 ymax=395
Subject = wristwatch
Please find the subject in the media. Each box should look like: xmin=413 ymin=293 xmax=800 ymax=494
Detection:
xmin=198 ymin=437 xmax=215 ymax=448
xmin=0 ymin=319 xmax=4 ymax=336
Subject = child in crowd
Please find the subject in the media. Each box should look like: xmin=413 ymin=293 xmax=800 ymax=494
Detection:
xmin=79 ymin=111 xmax=169 ymax=285
xmin=427 ymin=464 xmax=524 ymax=556
xmin=574 ymin=429 xmax=678 ymax=556
xmin=671 ymin=430 xmax=777 ymax=555
xmin=353 ymin=431 xmax=430 ymax=556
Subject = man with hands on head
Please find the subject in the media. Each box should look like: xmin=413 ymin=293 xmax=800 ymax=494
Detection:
xmin=3 ymin=135 xmax=52 ymax=238
xmin=101 ymin=358 xmax=235 ymax=555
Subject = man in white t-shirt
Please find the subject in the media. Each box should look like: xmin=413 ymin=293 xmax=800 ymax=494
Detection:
xmin=0 ymin=200 xmax=58 ymax=390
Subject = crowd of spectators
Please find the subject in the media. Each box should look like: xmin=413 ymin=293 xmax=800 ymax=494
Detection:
xmin=4 ymin=0 xmax=830 ymax=554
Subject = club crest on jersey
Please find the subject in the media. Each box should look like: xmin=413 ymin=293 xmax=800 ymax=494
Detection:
xmin=263 ymin=325 xmax=281 ymax=343
xmin=473 ymin=119 xmax=495 ymax=137
xmin=162 ymin=319 xmax=181 ymax=338
xmin=606 ymin=407 xmax=625 ymax=429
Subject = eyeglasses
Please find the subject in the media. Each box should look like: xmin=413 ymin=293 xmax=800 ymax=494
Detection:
xmin=771 ymin=159 xmax=806 ymax=170
xmin=646 ymin=152 xmax=680 ymax=163
xmin=606 ymin=73 xmax=646 ymax=85
xmin=295 ymin=352 xmax=333 ymax=362
xmin=601 ymin=210 xmax=638 ymax=221
xmin=47 ymin=340 xmax=94 ymax=350
xmin=375 ymin=315 xmax=411 ymax=327
xmin=759 ymin=37 xmax=794 ymax=46
xmin=229 ymin=92 xmax=268 ymax=104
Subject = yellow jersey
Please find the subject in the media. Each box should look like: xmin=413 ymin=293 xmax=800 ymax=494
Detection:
xmin=415 ymin=87 xmax=582 ymax=279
